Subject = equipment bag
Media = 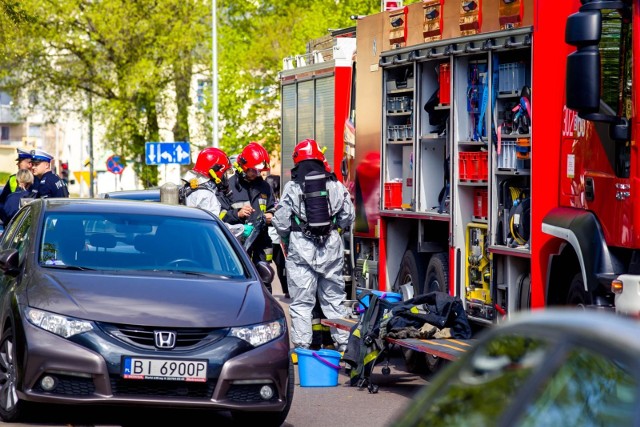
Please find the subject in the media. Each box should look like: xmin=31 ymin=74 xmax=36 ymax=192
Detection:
xmin=297 ymin=171 xmax=334 ymax=244
xmin=343 ymin=291 xmax=400 ymax=390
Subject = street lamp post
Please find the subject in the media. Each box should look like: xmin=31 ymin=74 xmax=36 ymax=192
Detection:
xmin=212 ymin=0 xmax=219 ymax=148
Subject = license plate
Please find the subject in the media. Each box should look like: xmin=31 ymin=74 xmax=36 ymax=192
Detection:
xmin=122 ymin=357 xmax=208 ymax=382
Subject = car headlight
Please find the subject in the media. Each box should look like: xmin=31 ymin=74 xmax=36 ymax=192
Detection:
xmin=25 ymin=307 xmax=93 ymax=338
xmin=229 ymin=318 xmax=285 ymax=347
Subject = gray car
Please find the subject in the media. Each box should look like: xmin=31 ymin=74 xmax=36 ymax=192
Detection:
xmin=0 ymin=198 xmax=292 ymax=425
xmin=390 ymin=309 xmax=640 ymax=427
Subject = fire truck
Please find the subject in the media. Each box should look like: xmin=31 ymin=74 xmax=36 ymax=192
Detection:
xmin=279 ymin=0 xmax=640 ymax=322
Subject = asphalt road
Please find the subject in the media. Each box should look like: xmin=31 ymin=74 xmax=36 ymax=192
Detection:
xmin=1 ymin=273 xmax=432 ymax=427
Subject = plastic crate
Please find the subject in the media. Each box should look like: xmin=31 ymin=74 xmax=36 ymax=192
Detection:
xmin=499 ymin=62 xmax=526 ymax=94
xmin=459 ymin=151 xmax=488 ymax=181
xmin=384 ymin=182 xmax=402 ymax=209
xmin=474 ymin=189 xmax=488 ymax=219
xmin=498 ymin=140 xmax=517 ymax=170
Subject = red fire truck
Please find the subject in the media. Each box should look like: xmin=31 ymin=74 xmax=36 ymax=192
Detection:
xmin=279 ymin=0 xmax=640 ymax=321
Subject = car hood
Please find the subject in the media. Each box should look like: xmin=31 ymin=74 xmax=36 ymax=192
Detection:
xmin=26 ymin=270 xmax=283 ymax=327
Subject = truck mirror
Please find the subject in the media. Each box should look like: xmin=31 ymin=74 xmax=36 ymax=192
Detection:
xmin=566 ymin=47 xmax=600 ymax=114
xmin=565 ymin=10 xmax=601 ymax=47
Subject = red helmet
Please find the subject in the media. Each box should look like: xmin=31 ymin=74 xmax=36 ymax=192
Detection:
xmin=293 ymin=139 xmax=330 ymax=171
xmin=193 ymin=147 xmax=230 ymax=179
xmin=237 ymin=142 xmax=270 ymax=172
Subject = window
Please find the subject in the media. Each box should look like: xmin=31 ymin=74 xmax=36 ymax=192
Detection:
xmin=1 ymin=126 xmax=9 ymax=141
xmin=600 ymin=9 xmax=632 ymax=117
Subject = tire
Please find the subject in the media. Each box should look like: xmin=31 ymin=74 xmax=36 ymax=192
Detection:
xmin=0 ymin=325 xmax=27 ymax=422
xmin=398 ymin=250 xmax=424 ymax=296
xmin=401 ymin=348 xmax=428 ymax=374
xmin=425 ymin=353 xmax=447 ymax=374
xmin=566 ymin=273 xmax=593 ymax=307
xmin=518 ymin=273 xmax=531 ymax=310
xmin=231 ymin=362 xmax=294 ymax=426
xmin=422 ymin=253 xmax=449 ymax=295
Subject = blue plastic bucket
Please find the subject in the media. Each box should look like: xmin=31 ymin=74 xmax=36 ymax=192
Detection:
xmin=295 ymin=348 xmax=341 ymax=387
xmin=356 ymin=289 xmax=402 ymax=313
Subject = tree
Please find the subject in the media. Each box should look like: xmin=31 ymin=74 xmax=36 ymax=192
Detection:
xmin=0 ymin=0 xmax=210 ymax=186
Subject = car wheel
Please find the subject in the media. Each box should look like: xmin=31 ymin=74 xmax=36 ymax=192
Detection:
xmin=231 ymin=363 xmax=294 ymax=426
xmin=566 ymin=273 xmax=593 ymax=308
xmin=422 ymin=253 xmax=449 ymax=295
xmin=398 ymin=250 xmax=424 ymax=296
xmin=0 ymin=325 xmax=26 ymax=422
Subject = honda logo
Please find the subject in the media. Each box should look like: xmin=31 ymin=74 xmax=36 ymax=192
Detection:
xmin=154 ymin=331 xmax=176 ymax=349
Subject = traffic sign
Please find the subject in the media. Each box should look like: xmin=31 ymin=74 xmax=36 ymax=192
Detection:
xmin=106 ymin=155 xmax=125 ymax=174
xmin=145 ymin=142 xmax=191 ymax=165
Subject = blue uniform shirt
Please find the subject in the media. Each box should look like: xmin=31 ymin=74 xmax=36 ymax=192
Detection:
xmin=31 ymin=171 xmax=69 ymax=198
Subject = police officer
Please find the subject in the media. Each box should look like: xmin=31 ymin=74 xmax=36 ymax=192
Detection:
xmin=0 ymin=148 xmax=33 ymax=209
xmin=0 ymin=169 xmax=35 ymax=224
xmin=29 ymin=149 xmax=69 ymax=198
xmin=218 ymin=142 xmax=275 ymax=292
xmin=272 ymin=139 xmax=355 ymax=352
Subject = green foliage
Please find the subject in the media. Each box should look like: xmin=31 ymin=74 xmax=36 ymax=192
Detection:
xmin=1 ymin=0 xmax=419 ymax=180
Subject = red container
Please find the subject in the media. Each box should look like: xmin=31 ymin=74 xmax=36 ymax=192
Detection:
xmin=439 ymin=63 xmax=451 ymax=105
xmin=474 ymin=189 xmax=488 ymax=219
xmin=459 ymin=151 xmax=488 ymax=181
xmin=384 ymin=182 xmax=402 ymax=209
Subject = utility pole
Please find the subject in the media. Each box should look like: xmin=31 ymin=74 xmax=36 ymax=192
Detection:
xmin=88 ymin=91 xmax=95 ymax=197
xmin=212 ymin=0 xmax=219 ymax=148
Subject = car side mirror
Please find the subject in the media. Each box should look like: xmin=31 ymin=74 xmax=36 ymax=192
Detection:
xmin=256 ymin=261 xmax=275 ymax=285
xmin=0 ymin=248 xmax=20 ymax=276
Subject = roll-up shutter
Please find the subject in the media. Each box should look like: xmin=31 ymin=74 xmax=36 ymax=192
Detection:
xmin=281 ymin=84 xmax=296 ymax=184
xmin=315 ymin=76 xmax=335 ymax=170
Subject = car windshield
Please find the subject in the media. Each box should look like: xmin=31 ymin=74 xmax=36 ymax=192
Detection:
xmin=38 ymin=212 xmax=248 ymax=278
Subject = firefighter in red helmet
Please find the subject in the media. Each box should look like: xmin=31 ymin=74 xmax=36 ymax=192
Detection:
xmin=180 ymin=147 xmax=231 ymax=218
xmin=218 ymin=142 xmax=276 ymax=293
xmin=272 ymin=138 xmax=355 ymax=352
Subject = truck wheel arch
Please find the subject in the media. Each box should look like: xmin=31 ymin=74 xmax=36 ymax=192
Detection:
xmin=542 ymin=207 xmax=614 ymax=295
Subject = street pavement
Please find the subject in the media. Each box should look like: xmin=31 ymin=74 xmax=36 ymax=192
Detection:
xmin=272 ymin=272 xmax=431 ymax=427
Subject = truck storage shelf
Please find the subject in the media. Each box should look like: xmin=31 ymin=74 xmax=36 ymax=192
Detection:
xmin=420 ymin=135 xmax=446 ymax=141
xmin=381 ymin=210 xmax=450 ymax=221
xmin=434 ymin=104 xmax=450 ymax=110
xmin=495 ymin=169 xmax=530 ymax=176
xmin=387 ymin=88 xmax=414 ymax=94
xmin=458 ymin=181 xmax=488 ymax=186
xmin=387 ymin=139 xmax=413 ymax=145
xmin=498 ymin=91 xmax=522 ymax=98
xmin=488 ymin=245 xmax=531 ymax=258
xmin=458 ymin=140 xmax=487 ymax=146
xmin=387 ymin=111 xmax=412 ymax=116
xmin=500 ymin=133 xmax=531 ymax=139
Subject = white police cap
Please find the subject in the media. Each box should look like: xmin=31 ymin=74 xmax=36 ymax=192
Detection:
xmin=16 ymin=148 xmax=32 ymax=161
xmin=30 ymin=149 xmax=54 ymax=163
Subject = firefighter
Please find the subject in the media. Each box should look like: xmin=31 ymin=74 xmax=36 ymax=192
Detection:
xmin=29 ymin=149 xmax=69 ymax=198
xmin=265 ymin=174 xmax=289 ymax=298
xmin=181 ymin=147 xmax=231 ymax=216
xmin=181 ymin=147 xmax=246 ymax=239
xmin=272 ymin=139 xmax=355 ymax=352
xmin=218 ymin=142 xmax=275 ymax=292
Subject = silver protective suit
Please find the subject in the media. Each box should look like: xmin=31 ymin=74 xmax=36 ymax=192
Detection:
xmin=272 ymin=178 xmax=355 ymax=349
xmin=183 ymin=171 xmax=244 ymax=239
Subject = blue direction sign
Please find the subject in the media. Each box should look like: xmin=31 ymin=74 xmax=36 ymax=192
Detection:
xmin=145 ymin=142 xmax=191 ymax=165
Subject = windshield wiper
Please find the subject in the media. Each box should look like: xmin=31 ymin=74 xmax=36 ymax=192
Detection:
xmin=42 ymin=264 xmax=95 ymax=271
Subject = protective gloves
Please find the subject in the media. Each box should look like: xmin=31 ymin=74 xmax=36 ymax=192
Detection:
xmin=242 ymin=224 xmax=254 ymax=239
